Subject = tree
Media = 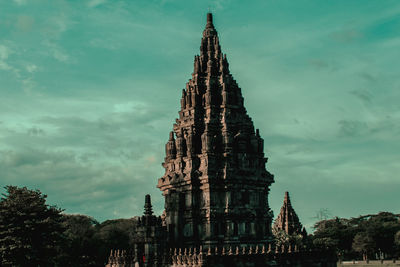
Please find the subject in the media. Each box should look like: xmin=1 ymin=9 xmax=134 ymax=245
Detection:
xmin=366 ymin=212 xmax=399 ymax=256
xmin=352 ymin=232 xmax=375 ymax=260
xmin=58 ymin=214 xmax=100 ymax=266
xmin=272 ymin=228 xmax=290 ymax=247
xmin=350 ymin=212 xmax=400 ymax=258
xmin=395 ymin=230 xmax=400 ymax=255
xmin=312 ymin=212 xmax=400 ymax=260
xmin=312 ymin=217 xmax=355 ymax=252
xmin=272 ymin=226 xmax=304 ymax=248
xmin=0 ymin=186 xmax=64 ymax=266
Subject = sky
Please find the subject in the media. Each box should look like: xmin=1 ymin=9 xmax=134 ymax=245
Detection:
xmin=0 ymin=0 xmax=399 ymax=230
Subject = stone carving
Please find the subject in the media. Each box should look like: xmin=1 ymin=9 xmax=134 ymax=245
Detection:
xmin=165 ymin=132 xmax=176 ymax=160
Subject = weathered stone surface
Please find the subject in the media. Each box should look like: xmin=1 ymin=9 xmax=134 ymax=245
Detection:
xmin=157 ymin=13 xmax=274 ymax=248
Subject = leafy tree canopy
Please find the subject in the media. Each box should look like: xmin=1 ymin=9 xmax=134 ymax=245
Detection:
xmin=312 ymin=212 xmax=400 ymax=259
xmin=57 ymin=214 xmax=100 ymax=266
xmin=0 ymin=185 xmax=64 ymax=266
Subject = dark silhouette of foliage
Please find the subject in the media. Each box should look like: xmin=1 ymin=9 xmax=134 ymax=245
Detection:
xmin=94 ymin=218 xmax=139 ymax=265
xmin=312 ymin=212 xmax=400 ymax=260
xmin=364 ymin=212 xmax=399 ymax=255
xmin=395 ymin=230 xmax=400 ymax=256
xmin=352 ymin=232 xmax=375 ymax=260
xmin=0 ymin=186 xmax=64 ymax=266
xmin=0 ymin=185 xmax=139 ymax=266
xmin=57 ymin=216 xmax=139 ymax=266
xmin=2 ymin=185 xmax=398 ymax=264
xmin=312 ymin=217 xmax=355 ymax=252
xmin=57 ymin=214 xmax=101 ymax=266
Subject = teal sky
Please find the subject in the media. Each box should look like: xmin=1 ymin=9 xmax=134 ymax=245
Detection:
xmin=1 ymin=0 xmax=399 ymax=230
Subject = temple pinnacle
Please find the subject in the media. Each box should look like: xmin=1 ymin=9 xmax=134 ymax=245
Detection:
xmin=144 ymin=194 xmax=153 ymax=216
xmin=206 ymin=13 xmax=214 ymax=28
xmin=284 ymin=191 xmax=291 ymax=205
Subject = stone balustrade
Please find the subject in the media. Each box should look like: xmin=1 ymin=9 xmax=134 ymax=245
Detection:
xmin=106 ymin=243 xmax=337 ymax=267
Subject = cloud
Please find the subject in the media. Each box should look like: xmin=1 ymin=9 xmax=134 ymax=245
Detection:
xmin=308 ymin=58 xmax=338 ymax=72
xmin=210 ymin=0 xmax=229 ymax=11
xmin=381 ymin=37 xmax=400 ymax=47
xmin=0 ymin=45 xmax=12 ymax=70
xmin=331 ymin=29 xmax=363 ymax=43
xmin=358 ymin=72 xmax=375 ymax=82
xmin=27 ymin=126 xmax=45 ymax=136
xmin=350 ymin=89 xmax=372 ymax=105
xmin=16 ymin=15 xmax=35 ymax=32
xmin=0 ymin=148 xmax=159 ymax=220
xmin=42 ymin=40 xmax=70 ymax=62
xmin=12 ymin=0 xmax=26 ymax=5
xmin=1 ymin=148 xmax=74 ymax=168
xmin=113 ymin=102 xmax=145 ymax=113
xmin=52 ymin=48 xmax=69 ymax=62
xmin=89 ymin=38 xmax=119 ymax=50
xmin=26 ymin=64 xmax=38 ymax=73
xmin=38 ymin=13 xmax=76 ymax=63
xmin=88 ymin=0 xmax=107 ymax=8
xmin=338 ymin=120 xmax=368 ymax=137
xmin=42 ymin=14 xmax=71 ymax=40
xmin=0 ymin=91 xmax=172 ymax=220
xmin=0 ymin=130 xmax=165 ymax=220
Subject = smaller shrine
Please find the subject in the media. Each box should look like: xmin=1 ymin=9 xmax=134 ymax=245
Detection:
xmin=273 ymin=192 xmax=305 ymax=236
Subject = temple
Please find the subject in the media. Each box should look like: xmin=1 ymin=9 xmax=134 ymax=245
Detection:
xmin=273 ymin=192 xmax=303 ymax=235
xmin=157 ymin=12 xmax=274 ymax=249
xmin=106 ymin=13 xmax=336 ymax=267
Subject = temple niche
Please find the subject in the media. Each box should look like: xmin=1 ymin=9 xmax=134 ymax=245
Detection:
xmin=157 ymin=12 xmax=274 ymax=248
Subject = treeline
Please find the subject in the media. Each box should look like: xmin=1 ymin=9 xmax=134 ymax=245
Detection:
xmin=311 ymin=213 xmax=400 ymax=260
xmin=1 ymin=185 xmax=400 ymax=266
xmin=58 ymin=215 xmax=137 ymax=266
xmin=0 ymin=186 xmax=137 ymax=266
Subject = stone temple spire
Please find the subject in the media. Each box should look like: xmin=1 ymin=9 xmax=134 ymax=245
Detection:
xmin=144 ymin=194 xmax=153 ymax=216
xmin=206 ymin=13 xmax=214 ymax=29
xmin=158 ymin=13 xmax=274 ymax=248
xmin=273 ymin=192 xmax=302 ymax=235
